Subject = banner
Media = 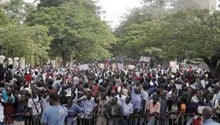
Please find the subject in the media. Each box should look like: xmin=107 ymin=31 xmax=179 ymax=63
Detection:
xmin=98 ymin=63 xmax=105 ymax=69
xmin=128 ymin=65 xmax=135 ymax=70
xmin=139 ymin=56 xmax=151 ymax=63
xmin=0 ymin=55 xmax=5 ymax=64
xmin=50 ymin=60 xmax=56 ymax=68
xmin=20 ymin=57 xmax=25 ymax=69
xmin=111 ymin=63 xmax=117 ymax=70
xmin=117 ymin=63 xmax=124 ymax=70
xmin=14 ymin=57 xmax=19 ymax=68
xmin=169 ymin=61 xmax=178 ymax=73
xmin=78 ymin=64 xmax=89 ymax=71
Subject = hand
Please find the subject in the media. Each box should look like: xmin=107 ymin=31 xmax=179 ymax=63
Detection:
xmin=23 ymin=112 xmax=31 ymax=116
xmin=175 ymin=119 xmax=178 ymax=124
xmin=77 ymin=114 xmax=81 ymax=118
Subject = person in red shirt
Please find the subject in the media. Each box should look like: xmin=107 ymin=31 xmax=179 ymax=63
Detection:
xmin=25 ymin=72 xmax=32 ymax=86
xmin=92 ymin=82 xmax=99 ymax=97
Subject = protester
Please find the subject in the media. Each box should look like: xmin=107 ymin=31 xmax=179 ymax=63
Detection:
xmin=96 ymin=92 xmax=109 ymax=125
xmin=0 ymin=60 xmax=218 ymax=125
xmin=14 ymin=95 xmax=27 ymax=125
xmin=0 ymin=93 xmax=4 ymax=125
xmin=63 ymin=95 xmax=82 ymax=125
xmin=202 ymin=106 xmax=220 ymax=125
xmin=41 ymin=93 xmax=68 ymax=125
xmin=146 ymin=96 xmax=161 ymax=125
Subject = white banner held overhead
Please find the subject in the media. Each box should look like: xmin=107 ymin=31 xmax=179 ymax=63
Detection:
xmin=78 ymin=64 xmax=89 ymax=71
xmin=98 ymin=63 xmax=105 ymax=69
xmin=50 ymin=60 xmax=56 ymax=68
xmin=117 ymin=63 xmax=124 ymax=70
xmin=127 ymin=65 xmax=135 ymax=70
xmin=139 ymin=56 xmax=151 ymax=63
xmin=20 ymin=57 xmax=25 ymax=69
xmin=14 ymin=57 xmax=19 ymax=68
xmin=0 ymin=55 xmax=5 ymax=64
xmin=111 ymin=63 xmax=117 ymax=70
xmin=169 ymin=61 xmax=178 ymax=73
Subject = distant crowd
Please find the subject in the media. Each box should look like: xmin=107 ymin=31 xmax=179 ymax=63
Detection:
xmin=0 ymin=61 xmax=219 ymax=125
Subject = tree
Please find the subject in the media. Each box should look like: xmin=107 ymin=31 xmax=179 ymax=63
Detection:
xmin=142 ymin=0 xmax=168 ymax=8
xmin=27 ymin=0 xmax=116 ymax=64
xmin=116 ymin=8 xmax=220 ymax=78
xmin=0 ymin=0 xmax=52 ymax=65
xmin=0 ymin=9 xmax=10 ymax=25
xmin=0 ymin=23 xmax=52 ymax=64
xmin=2 ymin=0 xmax=35 ymax=22
xmin=38 ymin=0 xmax=68 ymax=8
xmin=142 ymin=0 xmax=208 ymax=9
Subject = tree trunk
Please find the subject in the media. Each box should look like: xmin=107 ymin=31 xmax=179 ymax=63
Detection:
xmin=203 ymin=55 xmax=220 ymax=79
xmin=61 ymin=52 xmax=68 ymax=66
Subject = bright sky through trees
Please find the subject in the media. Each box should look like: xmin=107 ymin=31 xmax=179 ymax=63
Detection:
xmin=25 ymin=0 xmax=142 ymax=28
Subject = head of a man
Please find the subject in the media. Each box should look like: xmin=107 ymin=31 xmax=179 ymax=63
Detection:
xmin=153 ymin=96 xmax=159 ymax=105
xmin=111 ymin=97 xmax=118 ymax=105
xmin=49 ymin=93 xmax=60 ymax=105
xmin=202 ymin=106 xmax=213 ymax=121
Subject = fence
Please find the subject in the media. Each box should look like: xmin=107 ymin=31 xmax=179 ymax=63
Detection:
xmin=21 ymin=113 xmax=220 ymax=125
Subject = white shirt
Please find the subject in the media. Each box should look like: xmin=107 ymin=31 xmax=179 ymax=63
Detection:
xmin=80 ymin=97 xmax=97 ymax=118
xmin=122 ymin=102 xmax=133 ymax=116
xmin=40 ymin=96 xmax=50 ymax=110
xmin=0 ymin=103 xmax=4 ymax=122
xmin=28 ymin=96 xmax=42 ymax=115
xmin=116 ymin=94 xmax=126 ymax=106
xmin=141 ymin=90 xmax=149 ymax=102
xmin=73 ymin=76 xmax=79 ymax=85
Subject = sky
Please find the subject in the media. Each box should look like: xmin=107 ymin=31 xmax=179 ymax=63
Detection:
xmin=25 ymin=0 xmax=142 ymax=28
xmin=96 ymin=0 xmax=142 ymax=28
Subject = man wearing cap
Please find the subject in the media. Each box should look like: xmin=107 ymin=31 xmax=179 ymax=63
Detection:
xmin=202 ymin=106 xmax=220 ymax=125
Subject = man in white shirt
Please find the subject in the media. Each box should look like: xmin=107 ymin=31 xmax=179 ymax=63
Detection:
xmin=28 ymin=93 xmax=42 ymax=125
xmin=79 ymin=91 xmax=97 ymax=125
xmin=40 ymin=91 xmax=50 ymax=111
xmin=122 ymin=96 xmax=133 ymax=125
xmin=0 ymin=94 xmax=4 ymax=125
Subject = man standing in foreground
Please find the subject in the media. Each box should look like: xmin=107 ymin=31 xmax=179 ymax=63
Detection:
xmin=41 ymin=93 xmax=68 ymax=125
xmin=202 ymin=106 xmax=220 ymax=125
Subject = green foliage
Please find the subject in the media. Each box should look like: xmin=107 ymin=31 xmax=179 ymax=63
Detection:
xmin=0 ymin=0 xmax=52 ymax=65
xmin=0 ymin=23 xmax=52 ymax=64
xmin=2 ymin=0 xmax=35 ymax=22
xmin=142 ymin=0 xmax=168 ymax=7
xmin=38 ymin=0 xmax=68 ymax=8
xmin=0 ymin=9 xmax=10 ymax=25
xmin=115 ymin=8 xmax=220 ymax=61
xmin=27 ymin=0 xmax=116 ymax=63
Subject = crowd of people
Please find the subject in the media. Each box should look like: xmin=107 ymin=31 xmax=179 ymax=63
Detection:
xmin=0 ymin=61 xmax=219 ymax=125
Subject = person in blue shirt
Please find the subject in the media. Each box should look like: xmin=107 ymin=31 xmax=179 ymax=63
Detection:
xmin=202 ymin=106 xmax=220 ymax=125
xmin=41 ymin=93 xmax=68 ymax=125
xmin=2 ymin=87 xmax=15 ymax=103
xmin=63 ymin=96 xmax=82 ymax=125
